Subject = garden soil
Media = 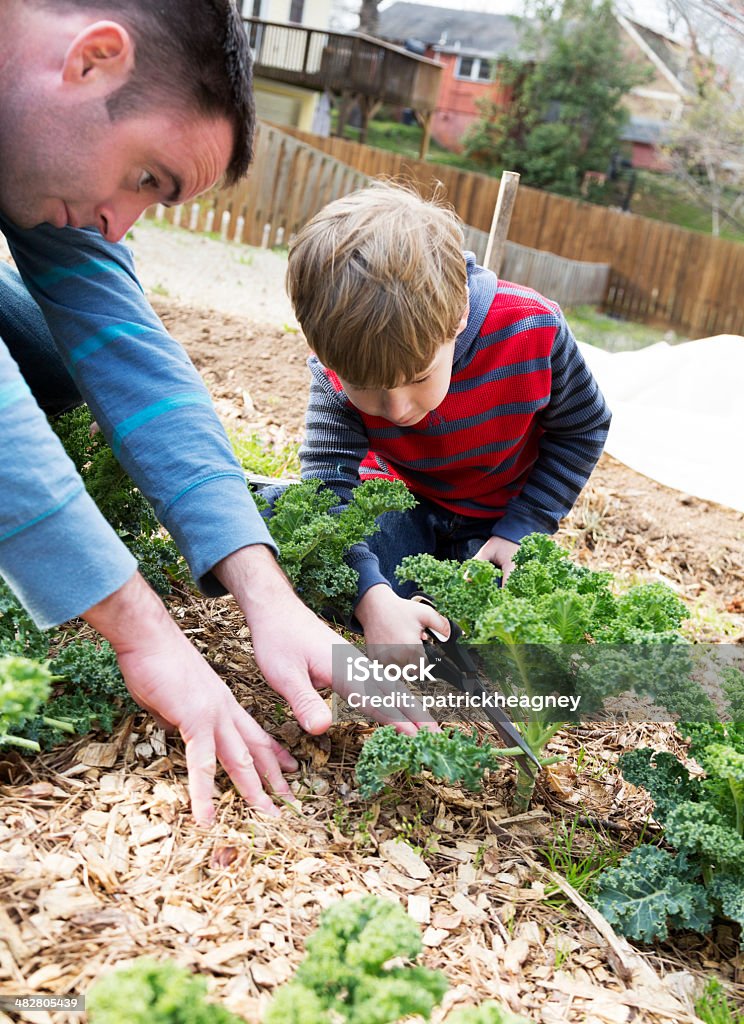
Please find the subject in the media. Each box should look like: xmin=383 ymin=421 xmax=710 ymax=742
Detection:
xmin=1 ymin=252 xmax=744 ymax=1024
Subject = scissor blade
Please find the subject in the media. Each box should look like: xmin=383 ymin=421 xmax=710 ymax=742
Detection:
xmin=462 ymin=674 xmax=541 ymax=768
xmin=422 ymin=633 xmax=541 ymax=769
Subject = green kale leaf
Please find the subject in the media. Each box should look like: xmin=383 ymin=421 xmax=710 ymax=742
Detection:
xmin=265 ymin=479 xmax=416 ymax=616
xmin=592 ymin=844 xmax=713 ymax=943
xmin=0 ymin=656 xmax=52 ymax=747
xmin=355 ymin=725 xmax=501 ymax=798
xmin=264 ymin=896 xmax=448 ymax=1024
xmin=87 ymin=957 xmax=244 ymax=1023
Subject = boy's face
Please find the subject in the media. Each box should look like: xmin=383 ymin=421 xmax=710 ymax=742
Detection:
xmin=338 ymin=338 xmax=457 ymax=427
xmin=337 ymin=302 xmax=469 ymax=426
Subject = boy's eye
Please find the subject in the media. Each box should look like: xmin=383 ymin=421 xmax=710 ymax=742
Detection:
xmin=413 ymin=375 xmax=431 ymax=385
xmin=137 ymin=171 xmax=159 ymax=192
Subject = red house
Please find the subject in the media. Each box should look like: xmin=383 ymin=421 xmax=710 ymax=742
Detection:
xmin=378 ymin=3 xmax=522 ymax=152
xmin=378 ymin=2 xmax=694 ymax=169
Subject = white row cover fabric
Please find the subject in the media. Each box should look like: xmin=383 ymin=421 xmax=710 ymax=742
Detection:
xmin=576 ymin=335 xmax=744 ymax=513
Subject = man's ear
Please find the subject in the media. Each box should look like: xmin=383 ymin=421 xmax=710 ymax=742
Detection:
xmin=61 ymin=21 xmax=134 ymax=94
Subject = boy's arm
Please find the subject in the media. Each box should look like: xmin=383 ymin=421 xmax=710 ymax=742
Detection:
xmin=493 ymin=313 xmax=611 ymax=543
xmin=301 ymin=361 xmax=449 ymax=645
xmin=300 ymin=359 xmax=391 ymax=601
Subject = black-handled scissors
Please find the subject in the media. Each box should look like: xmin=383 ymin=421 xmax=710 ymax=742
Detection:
xmin=412 ymin=594 xmax=541 ymax=772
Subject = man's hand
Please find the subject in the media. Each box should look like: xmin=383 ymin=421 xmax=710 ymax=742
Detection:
xmin=472 ymin=535 xmax=520 ymax=585
xmin=83 ymin=572 xmax=298 ymax=826
xmin=356 ymin=584 xmax=451 ymax=650
xmin=214 ymin=547 xmax=438 ymax=735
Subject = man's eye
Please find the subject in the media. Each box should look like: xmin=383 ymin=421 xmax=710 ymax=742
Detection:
xmin=137 ymin=171 xmax=159 ymax=191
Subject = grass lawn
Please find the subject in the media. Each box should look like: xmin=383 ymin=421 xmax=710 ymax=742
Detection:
xmin=564 ymin=304 xmax=688 ymax=351
xmin=631 ymin=171 xmax=744 ymax=244
xmin=341 ymin=118 xmax=501 ymax=177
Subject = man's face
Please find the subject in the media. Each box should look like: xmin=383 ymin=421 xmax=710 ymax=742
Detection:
xmin=0 ymin=100 xmax=233 ymax=242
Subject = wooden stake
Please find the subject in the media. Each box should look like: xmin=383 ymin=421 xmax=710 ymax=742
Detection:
xmin=484 ymin=170 xmax=520 ymax=275
xmin=419 ymin=111 xmax=433 ymax=160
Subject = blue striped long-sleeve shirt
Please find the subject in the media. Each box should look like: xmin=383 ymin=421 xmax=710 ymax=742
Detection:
xmin=0 ymin=216 xmax=275 ymax=629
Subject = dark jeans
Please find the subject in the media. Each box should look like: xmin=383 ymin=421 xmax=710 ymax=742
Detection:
xmin=259 ymin=483 xmax=493 ymax=599
xmin=363 ymin=496 xmax=494 ymax=598
xmin=0 ymin=262 xmax=82 ymax=416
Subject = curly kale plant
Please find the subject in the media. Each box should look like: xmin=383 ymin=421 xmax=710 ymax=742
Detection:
xmin=264 ymin=896 xmax=448 ymax=1024
xmin=0 ymin=579 xmax=134 ymax=749
xmin=32 ymin=639 xmax=136 ymax=747
xmin=259 ymin=478 xmax=416 ymax=616
xmin=87 ymin=957 xmax=243 ymax=1024
xmin=355 ymin=725 xmax=504 ymax=798
xmin=0 ymin=656 xmax=55 ymax=750
xmin=52 ymin=407 xmax=187 ymax=595
xmin=593 ymin=723 xmax=744 ymax=945
xmin=397 ymin=533 xmax=708 ymax=809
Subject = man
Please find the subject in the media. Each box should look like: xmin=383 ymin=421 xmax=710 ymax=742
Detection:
xmin=0 ymin=0 xmax=434 ymax=825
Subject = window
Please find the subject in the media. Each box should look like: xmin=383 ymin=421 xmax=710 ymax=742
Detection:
xmin=289 ymin=0 xmax=304 ymax=23
xmin=457 ymin=57 xmax=475 ymax=78
xmin=455 ymin=55 xmax=493 ymax=82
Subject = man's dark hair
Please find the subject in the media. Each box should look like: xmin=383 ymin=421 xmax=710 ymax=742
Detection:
xmin=34 ymin=0 xmax=255 ymax=184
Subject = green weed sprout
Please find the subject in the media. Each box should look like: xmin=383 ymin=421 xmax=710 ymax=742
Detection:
xmin=446 ymin=1004 xmax=531 ymax=1024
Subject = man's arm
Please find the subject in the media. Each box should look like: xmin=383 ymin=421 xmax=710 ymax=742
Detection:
xmin=300 ymin=361 xmax=449 ymax=647
xmin=0 ymin=336 xmax=137 ymax=627
xmin=0 ymin=331 xmax=301 ymax=822
xmin=1 ymin=216 xmax=277 ymax=592
xmin=492 ymin=312 xmax=611 ymax=544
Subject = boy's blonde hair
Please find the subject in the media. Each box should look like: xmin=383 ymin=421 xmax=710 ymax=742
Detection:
xmin=286 ymin=182 xmax=467 ymax=389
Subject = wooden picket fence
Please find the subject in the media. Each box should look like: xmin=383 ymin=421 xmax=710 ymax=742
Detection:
xmin=145 ymin=121 xmax=744 ymax=336
xmin=277 ymin=126 xmax=744 ymax=338
xmin=145 ymin=121 xmax=611 ymax=309
xmin=502 ymin=243 xmax=610 ymax=308
xmin=461 ymin=226 xmax=610 ymax=307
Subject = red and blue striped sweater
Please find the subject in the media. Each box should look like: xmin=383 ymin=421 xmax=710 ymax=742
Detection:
xmin=300 ymin=253 xmax=611 ymax=595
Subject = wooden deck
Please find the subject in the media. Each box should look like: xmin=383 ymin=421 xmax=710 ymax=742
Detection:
xmin=244 ymin=18 xmax=442 ymax=154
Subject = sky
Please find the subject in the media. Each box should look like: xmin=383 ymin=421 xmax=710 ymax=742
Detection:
xmin=375 ymin=0 xmax=679 ymax=36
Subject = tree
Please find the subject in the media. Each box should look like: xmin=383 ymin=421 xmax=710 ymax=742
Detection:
xmin=462 ymin=0 xmax=649 ymax=195
xmin=664 ymin=84 xmax=744 ymax=235
xmin=648 ymin=0 xmax=744 ymax=235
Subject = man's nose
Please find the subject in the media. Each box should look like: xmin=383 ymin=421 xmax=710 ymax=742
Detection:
xmin=95 ymin=196 xmax=151 ymax=243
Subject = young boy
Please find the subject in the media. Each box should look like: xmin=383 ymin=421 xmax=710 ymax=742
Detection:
xmin=285 ymin=182 xmax=611 ymax=649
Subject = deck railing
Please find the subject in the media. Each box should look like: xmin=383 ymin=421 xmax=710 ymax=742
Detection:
xmin=244 ymin=18 xmax=442 ymax=112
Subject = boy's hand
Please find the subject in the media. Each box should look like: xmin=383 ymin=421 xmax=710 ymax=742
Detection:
xmin=356 ymin=584 xmax=451 ymax=651
xmin=472 ymin=536 xmax=520 ymax=585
